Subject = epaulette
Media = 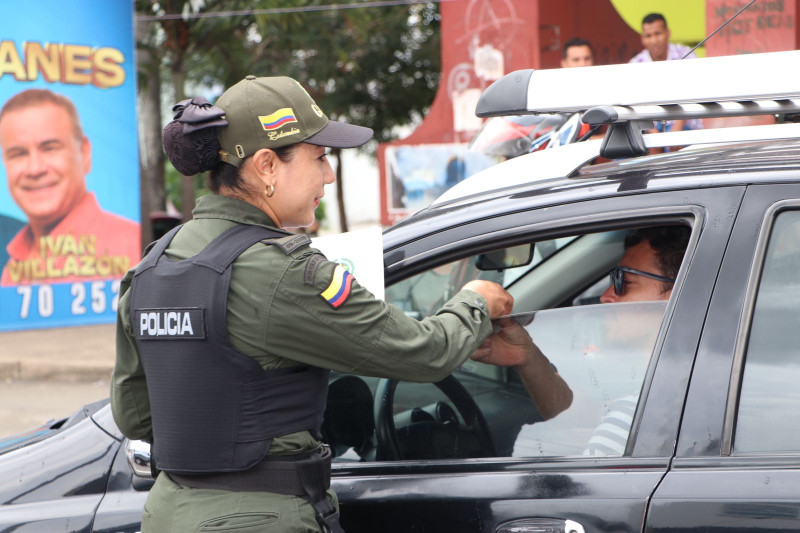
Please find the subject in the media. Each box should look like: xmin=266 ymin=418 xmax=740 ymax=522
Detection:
xmin=261 ymin=233 xmax=312 ymax=255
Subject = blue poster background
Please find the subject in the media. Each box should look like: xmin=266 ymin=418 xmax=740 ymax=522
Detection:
xmin=0 ymin=1 xmax=139 ymax=331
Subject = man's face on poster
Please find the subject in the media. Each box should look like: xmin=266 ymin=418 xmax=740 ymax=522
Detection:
xmin=0 ymin=103 xmax=90 ymax=231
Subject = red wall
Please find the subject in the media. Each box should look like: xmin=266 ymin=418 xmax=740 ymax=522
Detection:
xmin=379 ymin=0 xmax=540 ymax=225
xmin=538 ymin=0 xmax=641 ymax=67
xmin=397 ymin=0 xmax=539 ymax=146
xmin=705 ymin=0 xmax=797 ymax=56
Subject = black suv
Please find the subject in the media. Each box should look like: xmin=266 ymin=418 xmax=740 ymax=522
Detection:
xmin=3 ymin=53 xmax=800 ymax=533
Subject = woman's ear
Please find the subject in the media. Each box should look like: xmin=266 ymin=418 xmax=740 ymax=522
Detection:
xmin=251 ymin=148 xmax=278 ymax=181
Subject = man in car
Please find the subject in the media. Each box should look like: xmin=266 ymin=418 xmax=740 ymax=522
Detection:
xmin=474 ymin=226 xmax=690 ymax=444
xmin=586 ymin=225 xmax=690 ymax=455
xmin=599 ymin=225 xmax=688 ymax=304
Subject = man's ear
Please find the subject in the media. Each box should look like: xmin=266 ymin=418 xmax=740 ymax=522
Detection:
xmin=81 ymin=136 xmax=91 ymax=176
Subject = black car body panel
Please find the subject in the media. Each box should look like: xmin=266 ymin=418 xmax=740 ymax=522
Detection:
xmin=0 ymin=401 xmax=119 ymax=531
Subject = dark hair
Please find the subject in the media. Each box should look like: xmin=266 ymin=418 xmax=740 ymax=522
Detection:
xmin=642 ymin=13 xmax=667 ymax=27
xmin=624 ymin=225 xmax=690 ymax=290
xmin=0 ymin=88 xmax=83 ymax=139
xmin=562 ymin=38 xmax=593 ymax=59
xmin=162 ymin=120 xmax=297 ymax=194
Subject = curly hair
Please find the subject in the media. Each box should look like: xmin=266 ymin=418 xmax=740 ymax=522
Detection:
xmin=161 ymin=117 xmax=298 ymax=194
xmin=624 ymin=225 xmax=691 ymax=291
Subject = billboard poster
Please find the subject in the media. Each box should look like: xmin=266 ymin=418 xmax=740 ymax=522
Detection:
xmin=384 ymin=144 xmax=500 ymax=220
xmin=0 ymin=2 xmax=140 ymax=331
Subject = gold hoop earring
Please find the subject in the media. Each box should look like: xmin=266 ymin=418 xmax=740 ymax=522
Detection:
xmin=265 ymin=184 xmax=275 ymax=198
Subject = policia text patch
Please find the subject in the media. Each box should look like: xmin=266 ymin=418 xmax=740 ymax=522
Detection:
xmin=134 ymin=308 xmax=207 ymax=340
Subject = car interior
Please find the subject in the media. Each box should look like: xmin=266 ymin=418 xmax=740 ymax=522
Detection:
xmin=324 ymin=222 xmax=690 ymax=462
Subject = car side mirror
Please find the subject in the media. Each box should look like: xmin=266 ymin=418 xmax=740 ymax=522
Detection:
xmin=476 ymin=243 xmax=534 ymax=271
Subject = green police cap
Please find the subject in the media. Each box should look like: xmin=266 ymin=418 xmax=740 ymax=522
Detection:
xmin=215 ymin=75 xmax=373 ymax=167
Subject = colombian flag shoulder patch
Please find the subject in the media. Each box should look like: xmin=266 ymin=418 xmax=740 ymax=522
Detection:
xmin=320 ymin=265 xmax=354 ymax=309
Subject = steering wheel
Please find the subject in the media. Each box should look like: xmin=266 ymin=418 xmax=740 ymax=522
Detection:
xmin=374 ymin=375 xmax=497 ymax=460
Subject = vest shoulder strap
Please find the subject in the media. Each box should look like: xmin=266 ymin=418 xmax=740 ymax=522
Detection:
xmin=135 ymin=223 xmax=184 ymax=274
xmin=136 ymin=223 xmax=289 ymax=276
xmin=192 ymin=224 xmax=287 ymax=273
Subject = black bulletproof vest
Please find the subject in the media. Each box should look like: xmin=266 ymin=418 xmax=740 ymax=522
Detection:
xmin=130 ymin=224 xmax=330 ymax=474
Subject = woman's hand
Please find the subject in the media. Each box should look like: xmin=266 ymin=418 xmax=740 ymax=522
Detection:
xmin=461 ymin=280 xmax=513 ymax=318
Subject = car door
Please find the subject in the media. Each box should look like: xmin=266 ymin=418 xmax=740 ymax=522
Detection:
xmin=332 ymin=186 xmax=744 ymax=533
xmin=646 ymin=183 xmax=800 ymax=533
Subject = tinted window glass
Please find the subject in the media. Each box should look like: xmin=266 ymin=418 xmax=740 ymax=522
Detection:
xmin=735 ymin=211 xmax=800 ymax=453
xmin=513 ymin=302 xmax=666 ymax=457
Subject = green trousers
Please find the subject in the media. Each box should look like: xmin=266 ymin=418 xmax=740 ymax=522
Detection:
xmin=142 ymin=471 xmax=338 ymax=532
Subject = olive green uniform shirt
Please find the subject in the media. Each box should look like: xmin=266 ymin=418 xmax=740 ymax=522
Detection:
xmin=112 ymin=194 xmax=491 ymax=446
xmin=111 ymin=195 xmax=492 ymax=531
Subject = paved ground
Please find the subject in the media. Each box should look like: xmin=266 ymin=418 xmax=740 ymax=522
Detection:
xmin=0 ymin=324 xmax=115 ymax=436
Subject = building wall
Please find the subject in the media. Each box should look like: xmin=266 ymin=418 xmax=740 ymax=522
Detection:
xmin=538 ymin=0 xmax=641 ymax=67
xmin=378 ymin=0 xmax=541 ymax=226
xmin=705 ymin=0 xmax=797 ymax=56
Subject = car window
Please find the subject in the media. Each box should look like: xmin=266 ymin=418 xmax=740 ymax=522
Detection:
xmin=384 ymin=236 xmax=576 ymax=319
xmin=734 ymin=210 xmax=800 ymax=453
xmin=327 ymin=225 xmax=687 ymax=462
xmin=511 ymin=301 xmax=666 ymax=457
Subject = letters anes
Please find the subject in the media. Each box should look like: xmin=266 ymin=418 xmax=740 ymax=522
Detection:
xmin=0 ymin=41 xmax=125 ymax=88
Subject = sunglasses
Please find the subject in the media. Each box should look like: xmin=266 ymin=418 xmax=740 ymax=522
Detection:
xmin=609 ymin=266 xmax=676 ymax=296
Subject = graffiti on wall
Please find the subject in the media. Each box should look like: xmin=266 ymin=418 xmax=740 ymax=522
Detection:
xmin=706 ymin=0 xmax=795 ymax=55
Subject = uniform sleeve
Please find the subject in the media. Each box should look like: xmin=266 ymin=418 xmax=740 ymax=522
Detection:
xmin=110 ymin=269 xmax=153 ymax=441
xmin=264 ymin=251 xmax=493 ymax=382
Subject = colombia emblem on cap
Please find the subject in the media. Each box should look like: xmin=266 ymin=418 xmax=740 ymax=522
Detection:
xmin=259 ymin=107 xmax=297 ymax=131
xmin=320 ymin=264 xmax=354 ymax=309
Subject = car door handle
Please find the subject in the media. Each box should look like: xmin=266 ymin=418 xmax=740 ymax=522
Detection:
xmin=496 ymin=518 xmax=586 ymax=533
xmin=125 ymin=439 xmax=153 ymax=478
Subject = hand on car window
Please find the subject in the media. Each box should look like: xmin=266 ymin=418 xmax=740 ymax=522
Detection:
xmin=471 ymin=317 xmax=532 ymax=367
xmin=461 ymin=280 xmax=514 ymax=318
xmin=472 ymin=317 xmax=573 ymax=421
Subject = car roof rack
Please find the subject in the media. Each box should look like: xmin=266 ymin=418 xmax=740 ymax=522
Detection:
xmin=433 ymin=122 xmax=800 ymax=207
xmin=475 ymin=50 xmax=800 ymax=159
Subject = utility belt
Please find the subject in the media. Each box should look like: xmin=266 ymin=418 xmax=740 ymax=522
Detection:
xmin=169 ymin=445 xmax=343 ymax=533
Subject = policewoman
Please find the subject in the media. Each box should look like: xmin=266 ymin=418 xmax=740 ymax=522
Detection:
xmin=111 ymin=75 xmax=513 ymax=533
